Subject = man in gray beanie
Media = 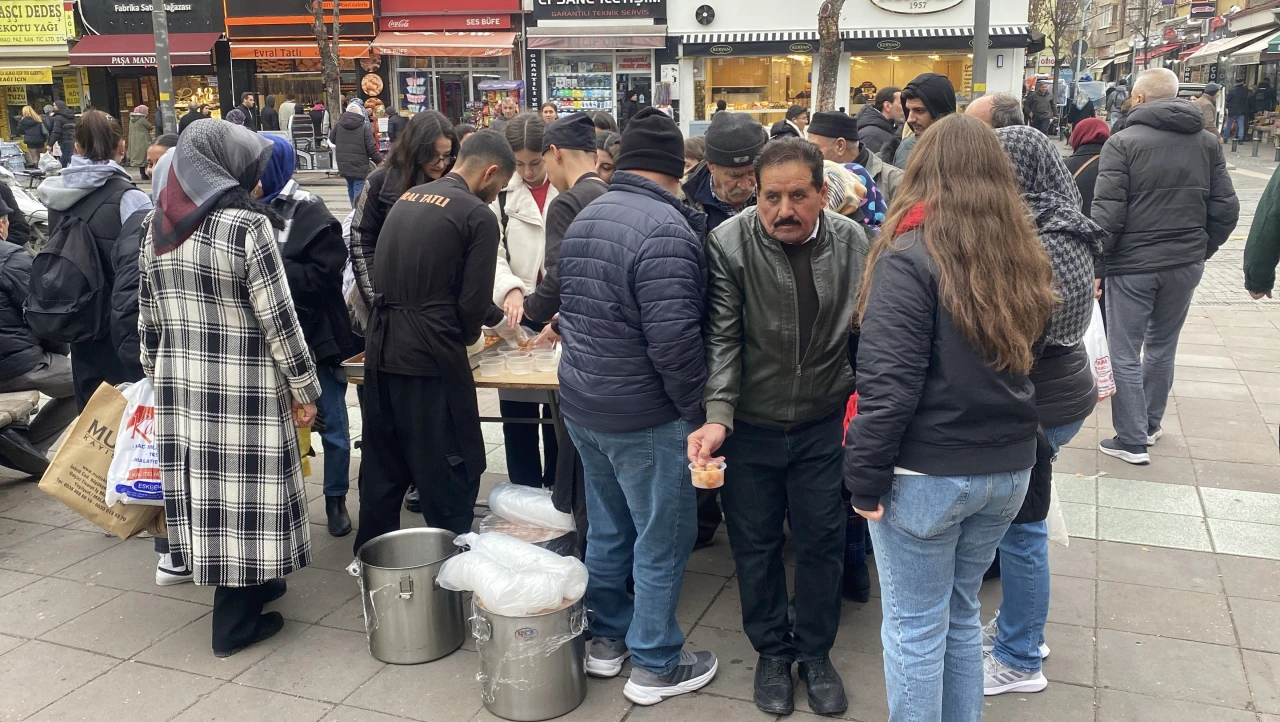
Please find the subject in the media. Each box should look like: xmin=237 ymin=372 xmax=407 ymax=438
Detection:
xmin=1194 ymin=83 xmax=1222 ymax=140
xmin=682 ymin=111 xmax=768 ymax=231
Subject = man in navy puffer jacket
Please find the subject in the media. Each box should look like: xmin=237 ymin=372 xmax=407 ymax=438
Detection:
xmin=557 ymin=107 xmax=719 ymax=706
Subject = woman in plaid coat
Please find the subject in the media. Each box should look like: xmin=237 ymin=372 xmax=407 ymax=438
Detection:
xmin=139 ymin=120 xmax=321 ymax=657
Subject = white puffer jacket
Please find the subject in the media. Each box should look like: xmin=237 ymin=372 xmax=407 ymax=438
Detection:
xmin=489 ymin=174 xmax=559 ymax=305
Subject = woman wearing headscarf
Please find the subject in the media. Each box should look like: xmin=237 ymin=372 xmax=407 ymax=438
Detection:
xmin=981 ymin=124 xmax=1106 ymax=698
xmin=1064 ymin=91 xmax=1096 ymax=135
xmin=126 ymin=105 xmax=153 ymax=177
xmin=225 ymin=108 xmax=246 ymax=126
xmin=1064 ymin=118 xmax=1110 ymax=219
xmin=257 ymin=135 xmax=355 ymax=538
xmin=139 ymin=120 xmax=320 ymax=657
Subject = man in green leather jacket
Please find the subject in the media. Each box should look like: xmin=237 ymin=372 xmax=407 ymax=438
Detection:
xmin=686 ymin=138 xmax=870 ymax=717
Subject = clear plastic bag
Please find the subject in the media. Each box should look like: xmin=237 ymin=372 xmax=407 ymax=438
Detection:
xmin=1046 ymin=484 xmax=1070 ymax=547
xmin=38 ymin=151 xmax=60 ymax=174
xmin=1084 ymin=300 xmax=1115 ymax=401
xmin=105 ymin=379 xmax=163 ymax=506
xmin=488 ymin=483 xmax=574 ymax=532
xmin=437 ymin=532 xmax=587 ymax=617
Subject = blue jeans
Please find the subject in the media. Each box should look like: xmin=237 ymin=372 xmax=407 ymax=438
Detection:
xmin=993 ymin=420 xmax=1085 ymax=675
xmin=565 ymin=417 xmax=697 ymax=676
xmin=1225 ymin=114 xmax=1247 ymax=140
xmin=345 ymin=177 xmax=365 ymax=204
xmin=316 ymin=364 xmax=351 ymax=497
xmin=869 ymin=469 xmax=1031 ymax=722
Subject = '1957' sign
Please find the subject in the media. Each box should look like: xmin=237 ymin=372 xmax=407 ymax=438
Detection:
xmin=870 ymin=0 xmax=963 ymax=14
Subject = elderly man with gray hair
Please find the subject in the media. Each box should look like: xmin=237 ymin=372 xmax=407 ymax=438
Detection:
xmin=967 ymin=93 xmax=1026 ymax=129
xmin=1091 ymin=67 xmax=1239 ymax=466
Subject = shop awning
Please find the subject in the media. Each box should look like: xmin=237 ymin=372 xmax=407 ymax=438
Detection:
xmin=1185 ymin=28 xmax=1274 ymax=67
xmin=372 ymin=31 xmax=516 ymax=57
xmin=229 ymin=41 xmax=371 ymax=60
xmin=528 ymin=26 xmax=667 ymax=51
xmin=0 ymin=45 xmax=69 ymax=67
xmin=1088 ymin=57 xmax=1114 ymax=73
xmin=1178 ymin=44 xmax=1205 ymax=60
xmin=1138 ymin=42 xmax=1182 ymax=63
xmin=1228 ymin=30 xmax=1280 ymax=66
xmin=843 ymin=25 xmax=1030 ymax=52
xmin=70 ymin=33 xmax=221 ymax=68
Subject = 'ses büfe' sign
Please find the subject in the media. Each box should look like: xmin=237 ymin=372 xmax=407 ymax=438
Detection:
xmin=0 ymin=0 xmax=68 ymax=46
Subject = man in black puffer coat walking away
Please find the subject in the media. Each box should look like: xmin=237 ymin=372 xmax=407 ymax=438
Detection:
xmin=1092 ymin=68 xmax=1239 ymax=466
xmin=855 ymin=86 xmax=900 ymax=154
xmin=330 ymin=101 xmax=383 ymax=204
xmin=48 ymin=101 xmax=75 ymax=168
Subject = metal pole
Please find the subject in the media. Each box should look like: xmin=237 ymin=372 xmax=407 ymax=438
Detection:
xmin=972 ymin=0 xmax=990 ymax=99
xmin=152 ymin=5 xmax=177 ymax=135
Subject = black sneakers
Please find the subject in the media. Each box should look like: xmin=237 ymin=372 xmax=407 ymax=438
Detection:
xmin=1099 ymin=437 xmax=1150 ymax=465
xmin=404 ymin=487 xmax=421 ymax=513
xmin=754 ymin=657 xmax=794 ymax=714
xmin=326 ymin=495 xmax=352 ymax=537
xmin=800 ymin=658 xmax=849 ymax=716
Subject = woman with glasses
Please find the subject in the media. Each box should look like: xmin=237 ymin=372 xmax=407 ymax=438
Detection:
xmin=490 ymin=112 xmax=559 ymax=489
xmin=348 ymin=110 xmax=459 ymax=515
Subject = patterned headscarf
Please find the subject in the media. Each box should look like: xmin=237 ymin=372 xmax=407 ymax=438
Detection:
xmin=225 ymin=108 xmax=246 ymax=126
xmin=153 ymin=119 xmax=273 ymax=255
xmin=995 ymin=125 xmax=1106 ymax=346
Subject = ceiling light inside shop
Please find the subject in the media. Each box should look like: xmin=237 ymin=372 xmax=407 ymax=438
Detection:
xmin=928 ymin=54 xmax=941 ymax=60
xmin=887 ymin=55 xmax=900 ymax=61
xmin=788 ymin=54 xmax=808 ymax=62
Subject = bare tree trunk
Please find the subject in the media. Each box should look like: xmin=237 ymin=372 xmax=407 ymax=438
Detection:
xmin=815 ymin=0 xmax=845 ymax=112
xmin=310 ymin=0 xmax=342 ymax=121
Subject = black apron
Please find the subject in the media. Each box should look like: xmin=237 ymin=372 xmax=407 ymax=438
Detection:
xmin=365 ymin=294 xmax=487 ymax=480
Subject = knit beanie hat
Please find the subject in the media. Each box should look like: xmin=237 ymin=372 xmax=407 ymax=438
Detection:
xmin=542 ymin=112 xmax=597 ymax=153
xmin=901 ymin=73 xmax=957 ymax=121
xmin=807 ymin=111 xmax=858 ymax=141
xmin=616 ymin=107 xmax=685 ymax=179
xmin=704 ymin=111 xmax=767 ymax=167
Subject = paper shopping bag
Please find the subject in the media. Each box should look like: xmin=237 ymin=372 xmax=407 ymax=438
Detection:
xmin=38 ymin=383 xmax=161 ymax=540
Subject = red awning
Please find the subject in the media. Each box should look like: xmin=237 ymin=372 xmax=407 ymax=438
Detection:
xmin=1178 ymin=44 xmax=1204 ymax=60
xmin=1139 ymin=42 xmax=1182 ymax=63
xmin=70 ymin=33 xmax=222 ymax=68
xmin=372 ymin=31 xmax=516 ymax=57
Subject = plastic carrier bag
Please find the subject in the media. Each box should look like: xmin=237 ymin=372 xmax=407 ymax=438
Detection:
xmin=1083 ymin=300 xmax=1116 ymax=401
xmin=437 ymin=532 xmax=587 ymax=617
xmin=105 ymin=379 xmax=163 ymax=506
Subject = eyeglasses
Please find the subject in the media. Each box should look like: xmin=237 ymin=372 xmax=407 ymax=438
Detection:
xmin=427 ymin=154 xmax=456 ymax=168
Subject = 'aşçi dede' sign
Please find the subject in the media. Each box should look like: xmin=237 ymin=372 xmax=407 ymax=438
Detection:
xmin=532 ymin=0 xmax=666 ymax=22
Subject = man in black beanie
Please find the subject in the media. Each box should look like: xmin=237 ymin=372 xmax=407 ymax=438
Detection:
xmin=524 ymin=112 xmax=608 ymax=330
xmin=891 ymin=72 xmax=957 ymax=167
xmin=807 ymin=110 xmax=904 ymax=205
xmin=682 ymin=111 xmax=768 ymax=231
xmin=557 ymin=106 xmax=719 ymax=706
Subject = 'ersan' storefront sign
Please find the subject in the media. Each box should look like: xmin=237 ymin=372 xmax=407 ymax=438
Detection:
xmin=532 ymin=0 xmax=666 ymax=22
xmin=869 ymin=0 xmax=964 ymax=14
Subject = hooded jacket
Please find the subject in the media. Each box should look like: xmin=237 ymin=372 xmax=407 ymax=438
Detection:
xmin=37 ymin=156 xmax=151 ymax=227
xmin=855 ymin=104 xmax=896 ymax=153
xmin=16 ymin=116 xmax=44 ymax=147
xmin=126 ymin=112 xmax=153 ymax=168
xmin=49 ymin=106 xmax=75 ymax=144
xmin=0 ymin=239 xmax=45 ymax=380
xmin=260 ymin=96 xmax=280 ymax=131
xmin=1091 ymin=98 xmax=1240 ymax=276
xmin=328 ymin=110 xmax=382 ymax=179
xmin=902 ymin=73 xmax=957 ymax=122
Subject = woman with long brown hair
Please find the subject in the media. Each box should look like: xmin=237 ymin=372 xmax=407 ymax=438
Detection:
xmin=843 ymin=113 xmax=1057 ymax=722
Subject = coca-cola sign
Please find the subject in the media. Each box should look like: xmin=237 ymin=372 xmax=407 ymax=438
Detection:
xmin=379 ymin=14 xmax=511 ymax=32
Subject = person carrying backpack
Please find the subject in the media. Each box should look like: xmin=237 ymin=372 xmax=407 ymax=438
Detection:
xmin=34 ymin=110 xmax=151 ymax=409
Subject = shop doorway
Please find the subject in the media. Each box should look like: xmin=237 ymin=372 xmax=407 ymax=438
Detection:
xmin=438 ymin=73 xmax=467 ymax=122
xmin=617 ymin=73 xmax=652 ymax=108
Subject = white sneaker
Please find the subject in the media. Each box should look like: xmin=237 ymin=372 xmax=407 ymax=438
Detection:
xmin=983 ymin=653 xmax=1048 ymax=696
xmin=155 ymin=553 xmax=193 ymax=587
xmin=980 ymin=616 xmax=1049 ymax=659
xmin=586 ymin=637 xmax=631 ymax=678
xmin=1147 ymin=428 xmax=1164 ymax=446
xmin=623 ymin=650 xmax=718 ymax=706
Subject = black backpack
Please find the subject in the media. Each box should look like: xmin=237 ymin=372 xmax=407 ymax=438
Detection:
xmin=25 ymin=179 xmax=132 ymax=344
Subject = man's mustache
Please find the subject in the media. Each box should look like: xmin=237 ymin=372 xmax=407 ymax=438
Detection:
xmin=774 ymin=217 xmax=801 ymax=227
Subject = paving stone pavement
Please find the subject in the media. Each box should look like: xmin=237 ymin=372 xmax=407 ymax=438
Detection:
xmin=2 ymin=175 xmax=1277 ymax=721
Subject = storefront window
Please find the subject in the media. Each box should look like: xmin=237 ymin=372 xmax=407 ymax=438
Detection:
xmin=473 ymin=56 xmax=504 ymax=68
xmin=391 ymin=56 xmax=514 ymax=126
xmin=437 ymin=56 xmax=470 ymax=69
xmin=406 ymin=57 xmax=433 ymax=69
xmin=547 ymin=52 xmax=615 ymax=116
xmin=700 ymin=55 xmax=813 ymax=125
xmin=255 ymin=58 xmax=360 ymax=110
xmin=850 ymin=53 xmax=974 ymax=105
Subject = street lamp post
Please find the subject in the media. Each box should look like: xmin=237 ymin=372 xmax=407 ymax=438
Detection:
xmin=152 ymin=5 xmax=177 ymax=135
